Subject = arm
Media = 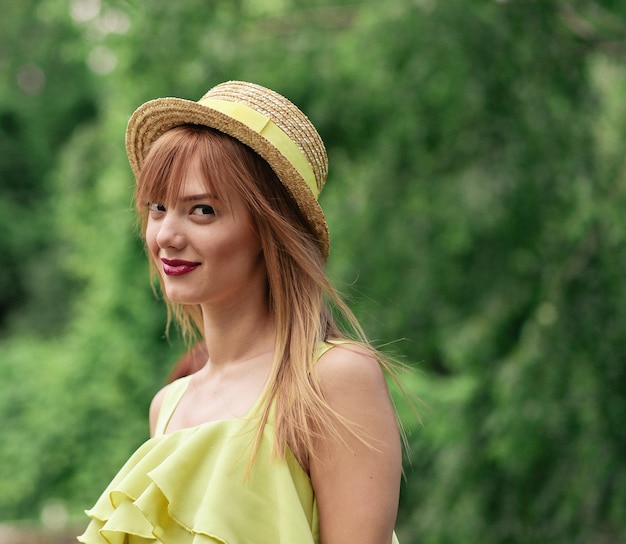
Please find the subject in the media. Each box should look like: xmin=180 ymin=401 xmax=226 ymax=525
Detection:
xmin=311 ymin=344 xmax=402 ymax=544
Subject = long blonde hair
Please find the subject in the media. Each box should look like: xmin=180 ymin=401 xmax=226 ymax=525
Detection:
xmin=136 ymin=125 xmax=401 ymax=469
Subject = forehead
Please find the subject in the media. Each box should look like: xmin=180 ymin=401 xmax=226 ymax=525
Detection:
xmin=170 ymin=156 xmax=214 ymax=197
xmin=139 ymin=128 xmax=240 ymax=207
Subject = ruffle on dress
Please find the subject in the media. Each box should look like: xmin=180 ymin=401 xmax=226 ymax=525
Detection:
xmin=77 ymin=415 xmax=319 ymax=544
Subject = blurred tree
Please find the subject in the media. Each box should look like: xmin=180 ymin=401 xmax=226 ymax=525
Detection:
xmin=314 ymin=1 xmax=626 ymax=542
xmin=0 ymin=0 xmax=98 ymax=334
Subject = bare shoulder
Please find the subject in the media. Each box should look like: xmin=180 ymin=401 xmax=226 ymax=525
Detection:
xmin=311 ymin=342 xmax=401 ymax=543
xmin=149 ymin=383 xmax=171 ymax=437
xmin=316 ymin=343 xmax=389 ymax=401
xmin=315 ymin=342 xmax=397 ymax=442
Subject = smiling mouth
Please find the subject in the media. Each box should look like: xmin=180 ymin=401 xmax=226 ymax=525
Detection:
xmin=161 ymin=258 xmax=201 ymax=276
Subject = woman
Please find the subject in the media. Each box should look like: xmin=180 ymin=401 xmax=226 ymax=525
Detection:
xmin=79 ymin=81 xmax=404 ymax=544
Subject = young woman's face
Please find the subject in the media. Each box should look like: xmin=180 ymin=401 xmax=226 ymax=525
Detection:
xmin=145 ymin=156 xmax=265 ymax=308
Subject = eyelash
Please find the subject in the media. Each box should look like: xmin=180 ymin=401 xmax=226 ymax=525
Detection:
xmin=147 ymin=202 xmax=166 ymax=212
xmin=192 ymin=205 xmax=215 ymax=216
xmin=146 ymin=203 xmax=216 ymax=216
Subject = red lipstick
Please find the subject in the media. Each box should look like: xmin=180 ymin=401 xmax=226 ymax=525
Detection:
xmin=161 ymin=258 xmax=201 ymax=276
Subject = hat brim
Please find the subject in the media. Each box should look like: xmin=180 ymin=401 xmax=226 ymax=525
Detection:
xmin=126 ymin=97 xmax=329 ymax=260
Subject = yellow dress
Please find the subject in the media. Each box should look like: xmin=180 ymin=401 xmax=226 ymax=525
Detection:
xmin=78 ymin=349 xmax=400 ymax=543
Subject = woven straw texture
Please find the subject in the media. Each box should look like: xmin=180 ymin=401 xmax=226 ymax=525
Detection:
xmin=126 ymin=81 xmax=330 ymax=259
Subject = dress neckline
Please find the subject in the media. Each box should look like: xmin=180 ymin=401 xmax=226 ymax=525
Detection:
xmin=154 ymin=340 xmax=342 ymax=437
xmin=157 ymin=375 xmax=266 ymax=436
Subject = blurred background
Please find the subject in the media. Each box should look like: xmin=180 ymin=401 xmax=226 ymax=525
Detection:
xmin=1 ymin=0 xmax=626 ymax=542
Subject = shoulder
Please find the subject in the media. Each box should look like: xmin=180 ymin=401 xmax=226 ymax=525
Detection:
xmin=149 ymin=384 xmax=171 ymax=437
xmin=149 ymin=375 xmax=194 ymax=436
xmin=314 ymin=342 xmax=395 ymax=434
xmin=310 ymin=343 xmax=402 ymax=543
xmin=316 ymin=342 xmax=388 ymax=400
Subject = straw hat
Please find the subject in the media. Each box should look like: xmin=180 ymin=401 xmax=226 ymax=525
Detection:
xmin=126 ymin=80 xmax=330 ymax=259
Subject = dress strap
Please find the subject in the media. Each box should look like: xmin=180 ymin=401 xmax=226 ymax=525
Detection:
xmin=315 ymin=341 xmax=334 ymax=360
xmin=315 ymin=339 xmax=351 ymax=360
xmin=154 ymin=375 xmax=193 ymax=436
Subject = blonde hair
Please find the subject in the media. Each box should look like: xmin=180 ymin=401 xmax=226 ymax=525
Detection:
xmin=136 ymin=125 xmax=401 ymax=469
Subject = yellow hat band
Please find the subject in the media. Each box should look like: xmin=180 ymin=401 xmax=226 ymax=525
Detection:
xmin=198 ymin=97 xmax=319 ymax=199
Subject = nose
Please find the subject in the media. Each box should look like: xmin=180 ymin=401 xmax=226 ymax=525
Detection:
xmin=154 ymin=213 xmax=186 ymax=250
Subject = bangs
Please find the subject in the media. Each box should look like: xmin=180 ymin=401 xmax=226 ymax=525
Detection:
xmin=135 ymin=125 xmax=252 ymax=223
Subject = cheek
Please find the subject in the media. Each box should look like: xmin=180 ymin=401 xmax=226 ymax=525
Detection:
xmin=144 ymin=220 xmax=160 ymax=257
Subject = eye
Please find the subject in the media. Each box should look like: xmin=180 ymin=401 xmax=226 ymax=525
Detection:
xmin=191 ymin=205 xmax=215 ymax=216
xmin=147 ymin=202 xmax=166 ymax=212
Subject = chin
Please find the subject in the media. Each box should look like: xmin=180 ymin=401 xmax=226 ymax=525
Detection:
xmin=164 ymin=290 xmax=201 ymax=305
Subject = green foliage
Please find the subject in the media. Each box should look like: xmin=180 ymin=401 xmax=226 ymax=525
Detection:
xmin=1 ymin=0 xmax=626 ymax=542
xmin=0 ymin=0 xmax=98 ymax=333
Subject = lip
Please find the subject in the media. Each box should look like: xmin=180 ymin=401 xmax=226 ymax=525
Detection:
xmin=160 ymin=258 xmax=201 ymax=276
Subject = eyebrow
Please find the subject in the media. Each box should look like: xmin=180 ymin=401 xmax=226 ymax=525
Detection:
xmin=179 ymin=193 xmax=220 ymax=203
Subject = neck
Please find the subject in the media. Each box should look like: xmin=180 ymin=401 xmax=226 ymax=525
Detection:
xmin=199 ymin=287 xmax=276 ymax=366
